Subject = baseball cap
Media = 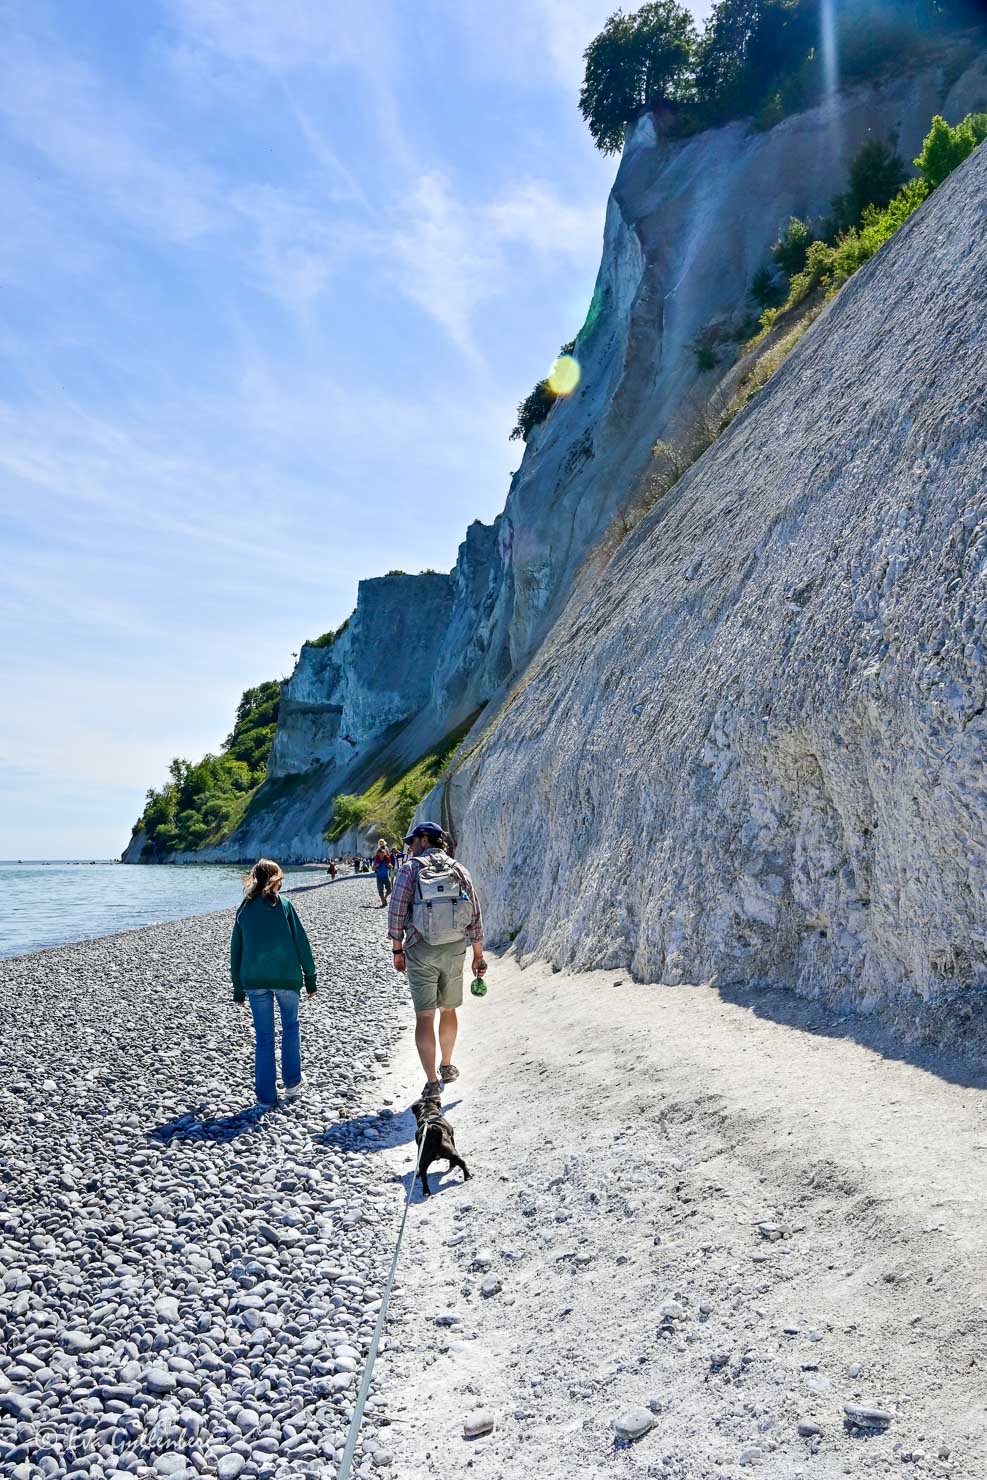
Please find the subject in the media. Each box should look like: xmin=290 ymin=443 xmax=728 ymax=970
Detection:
xmin=403 ymin=821 xmax=444 ymax=844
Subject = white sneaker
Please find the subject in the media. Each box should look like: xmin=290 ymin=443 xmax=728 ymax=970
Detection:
xmin=283 ymin=1075 xmax=306 ymax=1100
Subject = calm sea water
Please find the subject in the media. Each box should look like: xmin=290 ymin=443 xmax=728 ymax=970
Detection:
xmin=0 ymin=861 xmax=322 ymax=960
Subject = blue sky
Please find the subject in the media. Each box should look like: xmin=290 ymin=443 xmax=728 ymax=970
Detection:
xmin=0 ymin=0 xmax=712 ymax=859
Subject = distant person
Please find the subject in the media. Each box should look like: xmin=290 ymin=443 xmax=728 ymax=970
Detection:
xmin=388 ymin=822 xmax=485 ymax=1101
xmin=353 ymin=856 xmax=361 ymax=874
xmin=327 ymin=860 xmax=337 ymax=882
xmin=372 ymin=840 xmax=392 ymax=906
xmin=230 ymin=859 xmax=317 ymax=1108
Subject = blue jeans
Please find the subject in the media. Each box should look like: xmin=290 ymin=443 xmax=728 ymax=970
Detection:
xmin=247 ymin=989 xmax=301 ymax=1105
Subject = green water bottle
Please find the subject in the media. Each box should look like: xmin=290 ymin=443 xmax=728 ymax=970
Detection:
xmin=470 ymin=973 xmax=488 ymax=998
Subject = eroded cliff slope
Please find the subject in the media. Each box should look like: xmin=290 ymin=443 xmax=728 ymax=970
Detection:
xmin=449 ymin=138 xmax=987 ymax=1033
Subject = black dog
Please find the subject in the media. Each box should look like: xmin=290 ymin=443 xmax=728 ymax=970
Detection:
xmin=410 ymin=1098 xmax=471 ymax=1197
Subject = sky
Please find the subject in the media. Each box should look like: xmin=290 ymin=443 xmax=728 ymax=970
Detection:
xmin=0 ymin=0 xmax=713 ymax=859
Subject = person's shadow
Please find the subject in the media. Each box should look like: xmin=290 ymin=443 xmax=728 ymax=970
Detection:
xmin=148 ymin=1103 xmax=274 ymax=1144
xmin=320 ymin=1104 xmax=419 ymax=1154
xmin=321 ymin=1099 xmax=467 ymax=1200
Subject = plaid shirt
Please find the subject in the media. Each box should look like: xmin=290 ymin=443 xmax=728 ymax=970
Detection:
xmin=388 ymin=848 xmax=483 ymax=949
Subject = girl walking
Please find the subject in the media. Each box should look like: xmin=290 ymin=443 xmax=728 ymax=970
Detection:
xmin=231 ymin=859 xmax=317 ymax=1107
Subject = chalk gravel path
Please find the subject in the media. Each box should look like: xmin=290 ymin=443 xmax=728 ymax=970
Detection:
xmin=4 ymin=884 xmax=987 ymax=1480
xmin=380 ymin=960 xmax=987 ymax=1480
xmin=0 ymin=880 xmax=410 ymax=1480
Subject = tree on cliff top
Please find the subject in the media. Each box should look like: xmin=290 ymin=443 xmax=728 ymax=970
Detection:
xmin=580 ymin=1 xmax=984 ymax=146
xmin=579 ymin=2 xmax=698 ymax=154
xmin=694 ymin=1 xmax=817 ymax=121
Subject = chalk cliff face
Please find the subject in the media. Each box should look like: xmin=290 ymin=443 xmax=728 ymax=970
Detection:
xmin=268 ymin=572 xmax=454 ymax=780
xmin=482 ymin=39 xmax=987 ymax=676
xmin=451 ymin=139 xmax=987 ymax=1034
xmin=179 ymin=37 xmax=987 ymax=871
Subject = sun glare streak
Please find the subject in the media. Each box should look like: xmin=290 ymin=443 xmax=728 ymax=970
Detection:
xmin=821 ymin=0 xmax=840 ymax=100
xmin=548 ymin=354 xmax=580 ymax=396
xmin=820 ymin=0 xmax=845 ymax=171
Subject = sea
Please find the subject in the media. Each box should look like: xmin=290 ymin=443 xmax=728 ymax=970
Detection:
xmin=0 ymin=861 xmax=324 ymax=960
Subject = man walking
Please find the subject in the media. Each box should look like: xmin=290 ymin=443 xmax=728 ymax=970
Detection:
xmin=388 ymin=821 xmax=485 ymax=1100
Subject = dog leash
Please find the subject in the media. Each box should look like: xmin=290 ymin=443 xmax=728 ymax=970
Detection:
xmin=335 ymin=1112 xmax=429 ymax=1480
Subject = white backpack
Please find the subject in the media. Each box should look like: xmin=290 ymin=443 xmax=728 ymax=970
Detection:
xmin=411 ymin=855 xmax=474 ymax=945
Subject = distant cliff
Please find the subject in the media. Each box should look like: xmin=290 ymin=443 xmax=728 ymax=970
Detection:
xmin=125 ymin=33 xmax=987 ymax=867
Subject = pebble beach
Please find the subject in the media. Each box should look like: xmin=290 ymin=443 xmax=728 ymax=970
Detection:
xmin=0 ymin=880 xmax=408 ymax=1480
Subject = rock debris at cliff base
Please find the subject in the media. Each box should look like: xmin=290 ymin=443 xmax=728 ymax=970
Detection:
xmin=0 ymin=882 xmax=409 ymax=1480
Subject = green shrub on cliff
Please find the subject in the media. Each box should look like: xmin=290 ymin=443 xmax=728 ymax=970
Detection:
xmin=223 ymin=681 xmax=281 ymax=772
xmin=915 ymin=110 xmax=987 ymax=189
xmin=827 ymin=136 xmax=907 ymax=235
xmin=305 ymin=617 xmax=349 ymax=649
xmin=510 ymin=379 xmax=557 ymax=442
xmin=771 ymin=217 xmax=816 ymax=279
xmin=750 ymin=265 xmax=785 ymax=311
xmin=324 ymin=715 xmax=480 ymax=844
xmin=752 ymin=112 xmax=983 ymax=337
xmin=510 ymin=340 xmax=578 ymax=442
xmin=132 ymin=680 xmax=282 ymax=856
xmin=326 ymin=792 xmax=366 ymax=840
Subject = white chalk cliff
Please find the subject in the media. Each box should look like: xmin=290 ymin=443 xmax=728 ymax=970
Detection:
xmin=134 ymin=37 xmax=987 ymax=1036
xmin=450 ymin=135 xmax=987 ymax=1033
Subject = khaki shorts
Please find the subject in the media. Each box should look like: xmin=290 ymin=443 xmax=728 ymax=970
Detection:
xmin=404 ymin=939 xmax=467 ymax=1013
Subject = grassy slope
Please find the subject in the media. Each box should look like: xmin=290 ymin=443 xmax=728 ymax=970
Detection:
xmin=326 ymin=713 xmax=483 ymax=844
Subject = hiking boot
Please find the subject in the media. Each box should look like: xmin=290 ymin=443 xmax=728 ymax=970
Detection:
xmin=421 ymin=1080 xmax=442 ymax=1101
xmin=440 ymin=1063 xmax=460 ymax=1085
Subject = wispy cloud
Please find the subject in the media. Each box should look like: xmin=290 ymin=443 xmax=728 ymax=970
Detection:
xmin=488 ymin=179 xmax=606 ymax=261
xmin=168 ymin=0 xmax=349 ymax=74
xmin=0 ymin=24 xmax=221 ymax=246
xmin=0 ymin=13 xmax=370 ymax=315
xmin=388 ymin=172 xmax=500 ymax=367
xmin=387 ymin=173 xmax=605 ymax=365
xmin=166 ymin=0 xmax=419 ymax=174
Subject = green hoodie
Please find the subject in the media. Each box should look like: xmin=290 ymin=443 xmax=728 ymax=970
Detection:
xmin=230 ymin=894 xmax=317 ymax=1004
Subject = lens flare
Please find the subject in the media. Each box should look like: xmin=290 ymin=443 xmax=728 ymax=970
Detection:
xmin=548 ymin=354 xmax=581 ymax=396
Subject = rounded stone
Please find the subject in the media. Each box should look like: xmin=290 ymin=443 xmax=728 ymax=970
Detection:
xmin=145 ymin=1367 xmax=178 ymax=1395
xmin=614 ymin=1406 xmax=655 ymax=1443
xmin=463 ymin=1409 xmax=495 ymax=1439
